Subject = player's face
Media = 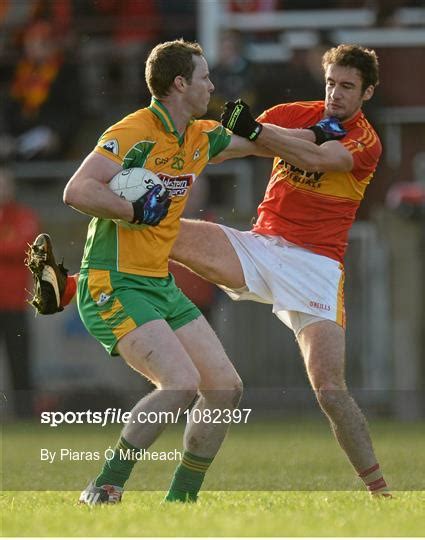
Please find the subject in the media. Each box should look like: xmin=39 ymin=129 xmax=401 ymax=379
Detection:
xmin=324 ymin=64 xmax=373 ymax=121
xmin=184 ymin=55 xmax=215 ymax=117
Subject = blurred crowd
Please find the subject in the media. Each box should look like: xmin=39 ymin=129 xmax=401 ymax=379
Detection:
xmin=0 ymin=0 xmax=198 ymax=162
xmin=2 ymin=0 xmax=422 ymax=163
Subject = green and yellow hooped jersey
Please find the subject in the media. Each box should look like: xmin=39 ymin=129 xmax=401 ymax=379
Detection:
xmin=81 ymin=98 xmax=231 ymax=277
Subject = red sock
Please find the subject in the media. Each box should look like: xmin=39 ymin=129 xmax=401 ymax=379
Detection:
xmin=61 ymin=274 xmax=77 ymax=307
xmin=359 ymin=463 xmax=391 ymax=497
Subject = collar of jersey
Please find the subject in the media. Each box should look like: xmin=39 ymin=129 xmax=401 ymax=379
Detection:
xmin=149 ymin=97 xmax=186 ymax=145
xmin=341 ymin=109 xmax=363 ymax=131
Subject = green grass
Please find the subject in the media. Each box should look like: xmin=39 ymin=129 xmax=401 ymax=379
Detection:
xmin=1 ymin=419 xmax=424 ymax=536
xmin=2 ymin=490 xmax=424 ymax=537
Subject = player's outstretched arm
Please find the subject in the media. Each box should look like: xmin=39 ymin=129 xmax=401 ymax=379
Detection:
xmin=209 ymin=133 xmax=274 ymax=163
xmin=217 ymin=100 xmax=344 ymax=167
xmin=221 ymin=99 xmax=352 ymax=172
xmin=258 ymin=123 xmax=353 ymax=172
xmin=212 ymin=124 xmax=317 ymax=164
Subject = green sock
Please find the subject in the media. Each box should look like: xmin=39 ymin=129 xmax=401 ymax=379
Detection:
xmin=165 ymin=451 xmax=214 ymax=502
xmin=95 ymin=436 xmax=140 ymax=488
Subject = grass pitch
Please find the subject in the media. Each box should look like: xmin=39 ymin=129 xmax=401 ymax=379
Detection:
xmin=1 ymin=418 xmax=424 ymax=536
xmin=2 ymin=490 xmax=424 ymax=537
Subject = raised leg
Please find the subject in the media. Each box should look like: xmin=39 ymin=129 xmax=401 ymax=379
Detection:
xmin=171 ymin=218 xmax=245 ymax=289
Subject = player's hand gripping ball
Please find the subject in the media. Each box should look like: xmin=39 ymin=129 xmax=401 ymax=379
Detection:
xmin=221 ymin=99 xmax=263 ymax=141
xmin=307 ymin=117 xmax=346 ymax=145
xmin=109 ymin=167 xmax=171 ymax=229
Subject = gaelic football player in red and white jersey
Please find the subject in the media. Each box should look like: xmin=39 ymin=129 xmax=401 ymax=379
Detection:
xmin=173 ymin=44 xmax=391 ymax=497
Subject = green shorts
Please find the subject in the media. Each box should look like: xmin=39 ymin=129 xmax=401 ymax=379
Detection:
xmin=77 ymin=269 xmax=201 ymax=355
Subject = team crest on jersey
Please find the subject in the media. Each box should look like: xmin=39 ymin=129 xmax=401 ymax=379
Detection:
xmin=102 ymin=139 xmax=119 ymax=155
xmin=157 ymin=173 xmax=194 ymax=197
xmin=96 ymin=292 xmax=111 ymax=306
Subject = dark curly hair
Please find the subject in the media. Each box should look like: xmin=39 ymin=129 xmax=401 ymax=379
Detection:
xmin=322 ymin=44 xmax=379 ymax=92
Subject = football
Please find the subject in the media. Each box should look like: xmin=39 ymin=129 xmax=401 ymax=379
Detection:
xmin=109 ymin=167 xmax=166 ymax=229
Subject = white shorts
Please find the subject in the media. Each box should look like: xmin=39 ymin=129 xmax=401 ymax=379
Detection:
xmin=219 ymin=226 xmax=346 ymax=336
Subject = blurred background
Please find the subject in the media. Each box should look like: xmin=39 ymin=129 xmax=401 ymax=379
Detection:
xmin=1 ymin=0 xmax=424 ymax=423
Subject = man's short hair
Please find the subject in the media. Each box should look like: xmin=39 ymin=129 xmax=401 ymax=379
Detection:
xmin=322 ymin=44 xmax=379 ymax=91
xmin=145 ymin=39 xmax=204 ymax=99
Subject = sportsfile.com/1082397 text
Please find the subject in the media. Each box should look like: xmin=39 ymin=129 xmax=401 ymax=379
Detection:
xmin=40 ymin=408 xmax=252 ymax=428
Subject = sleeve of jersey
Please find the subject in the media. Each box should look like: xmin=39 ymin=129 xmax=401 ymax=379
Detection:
xmin=204 ymin=121 xmax=232 ymax=159
xmin=94 ymin=124 xmax=155 ymax=168
xmin=341 ymin=127 xmax=382 ymax=181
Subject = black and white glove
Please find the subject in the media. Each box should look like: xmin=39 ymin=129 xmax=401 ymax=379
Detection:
xmin=307 ymin=117 xmax=346 ymax=145
xmin=221 ymin=99 xmax=263 ymax=141
xmin=131 ymin=185 xmax=171 ymax=226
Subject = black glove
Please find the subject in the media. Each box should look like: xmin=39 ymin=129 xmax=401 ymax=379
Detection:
xmin=131 ymin=184 xmax=171 ymax=226
xmin=307 ymin=116 xmax=346 ymax=145
xmin=221 ymin=99 xmax=263 ymax=141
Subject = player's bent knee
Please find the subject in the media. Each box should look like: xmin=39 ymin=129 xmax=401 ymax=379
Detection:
xmin=200 ymin=374 xmax=243 ymax=408
xmin=157 ymin=384 xmax=199 ymax=408
xmin=230 ymin=376 xmax=244 ymax=408
xmin=223 ymin=375 xmax=243 ymax=407
xmin=231 ymin=374 xmax=244 ymax=398
xmin=160 ymin=368 xmax=201 ymax=395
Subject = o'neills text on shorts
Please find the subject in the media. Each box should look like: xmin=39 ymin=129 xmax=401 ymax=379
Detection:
xmin=309 ymin=301 xmax=331 ymax=311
